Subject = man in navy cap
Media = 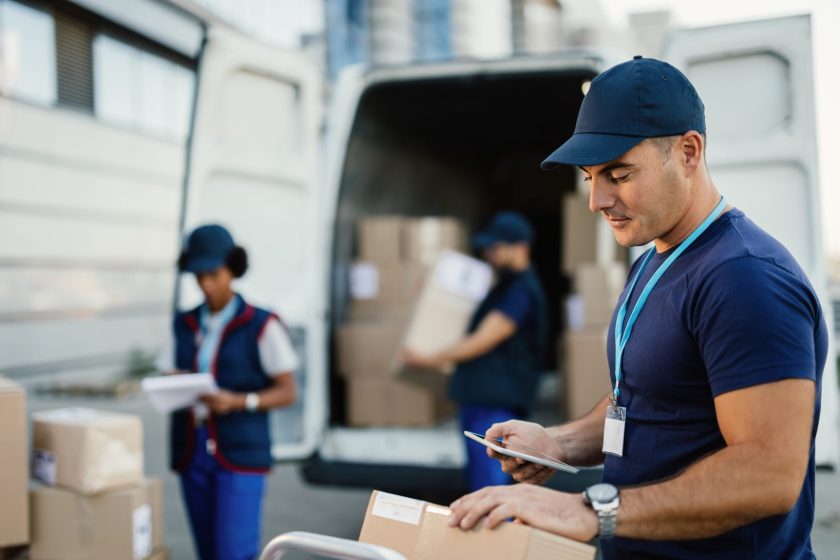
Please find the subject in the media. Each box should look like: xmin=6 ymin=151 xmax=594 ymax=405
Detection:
xmin=402 ymin=211 xmax=549 ymax=492
xmin=449 ymin=57 xmax=826 ymax=559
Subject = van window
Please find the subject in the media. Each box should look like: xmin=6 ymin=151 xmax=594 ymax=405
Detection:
xmin=93 ymin=34 xmax=194 ymax=141
xmin=0 ymin=0 xmax=57 ymax=105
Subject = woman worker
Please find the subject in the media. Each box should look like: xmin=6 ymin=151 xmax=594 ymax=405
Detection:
xmin=161 ymin=224 xmax=298 ymax=560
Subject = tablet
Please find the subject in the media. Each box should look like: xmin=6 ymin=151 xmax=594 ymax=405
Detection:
xmin=463 ymin=431 xmax=580 ymax=474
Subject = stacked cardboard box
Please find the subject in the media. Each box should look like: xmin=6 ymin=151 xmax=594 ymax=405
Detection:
xmin=28 ymin=408 xmax=168 ymax=560
xmin=560 ymin=193 xmax=627 ymax=420
xmin=359 ymin=490 xmax=596 ymax=559
xmin=338 ymin=216 xmax=467 ymax=426
xmin=0 ymin=377 xmax=28 ymax=553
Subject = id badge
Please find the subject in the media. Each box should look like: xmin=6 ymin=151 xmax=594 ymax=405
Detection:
xmin=602 ymin=404 xmax=626 ymax=457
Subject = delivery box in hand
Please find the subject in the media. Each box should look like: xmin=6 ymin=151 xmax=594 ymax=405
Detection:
xmin=395 ymin=250 xmax=493 ymax=391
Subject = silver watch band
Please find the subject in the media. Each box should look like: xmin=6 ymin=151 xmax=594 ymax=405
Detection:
xmin=595 ymin=505 xmax=618 ymax=539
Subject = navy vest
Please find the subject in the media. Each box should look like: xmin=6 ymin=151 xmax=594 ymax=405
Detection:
xmin=448 ymin=268 xmax=549 ymax=416
xmin=169 ymin=294 xmax=277 ymax=473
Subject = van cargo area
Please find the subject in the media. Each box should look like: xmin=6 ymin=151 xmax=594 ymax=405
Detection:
xmin=304 ymin=65 xmax=605 ymax=497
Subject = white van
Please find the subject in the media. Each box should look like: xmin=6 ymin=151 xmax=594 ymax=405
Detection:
xmin=177 ymin=14 xmax=838 ymax=495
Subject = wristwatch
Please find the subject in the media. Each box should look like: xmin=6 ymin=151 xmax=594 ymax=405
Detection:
xmin=583 ymin=483 xmax=620 ymax=539
xmin=245 ymin=392 xmax=260 ymax=412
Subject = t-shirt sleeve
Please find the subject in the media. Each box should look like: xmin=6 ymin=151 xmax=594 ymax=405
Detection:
xmin=694 ymin=257 xmax=820 ymax=397
xmin=493 ymin=283 xmax=533 ymax=328
xmin=258 ymin=318 xmax=300 ymax=376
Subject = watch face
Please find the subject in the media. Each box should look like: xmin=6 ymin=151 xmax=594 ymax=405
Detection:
xmin=587 ymin=483 xmax=618 ymax=503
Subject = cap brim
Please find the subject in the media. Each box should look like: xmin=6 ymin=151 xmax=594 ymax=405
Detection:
xmin=541 ymin=133 xmax=645 ymax=169
xmin=182 ymin=255 xmax=225 ymax=274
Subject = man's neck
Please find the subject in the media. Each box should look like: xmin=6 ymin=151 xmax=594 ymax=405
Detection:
xmin=654 ymin=189 xmax=726 ymax=253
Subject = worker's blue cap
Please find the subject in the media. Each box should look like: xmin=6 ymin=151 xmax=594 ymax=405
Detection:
xmin=472 ymin=212 xmax=534 ymax=250
xmin=179 ymin=224 xmax=235 ymax=273
xmin=541 ymin=56 xmax=706 ymax=168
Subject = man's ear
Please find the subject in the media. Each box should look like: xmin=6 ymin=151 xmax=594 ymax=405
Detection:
xmin=680 ymin=131 xmax=704 ymax=174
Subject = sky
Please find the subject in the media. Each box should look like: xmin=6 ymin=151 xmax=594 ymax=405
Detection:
xmin=599 ymin=0 xmax=840 ymax=263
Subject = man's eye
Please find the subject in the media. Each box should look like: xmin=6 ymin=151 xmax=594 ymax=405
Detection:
xmin=610 ymin=174 xmax=630 ymax=184
xmin=583 ymin=176 xmax=592 ymax=182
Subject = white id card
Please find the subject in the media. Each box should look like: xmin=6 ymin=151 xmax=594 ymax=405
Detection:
xmin=602 ymin=404 xmax=626 ymax=457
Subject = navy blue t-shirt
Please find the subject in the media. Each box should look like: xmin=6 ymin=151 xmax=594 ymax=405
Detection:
xmin=494 ymin=281 xmax=534 ymax=329
xmin=601 ymin=208 xmax=827 ymax=559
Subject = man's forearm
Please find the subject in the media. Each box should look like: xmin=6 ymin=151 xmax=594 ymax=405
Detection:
xmin=547 ymin=395 xmax=610 ymax=466
xmin=617 ymin=442 xmax=803 ymax=540
xmin=438 ymin=334 xmax=488 ymax=364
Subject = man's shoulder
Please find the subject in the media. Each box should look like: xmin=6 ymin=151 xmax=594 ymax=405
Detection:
xmin=695 ymin=209 xmax=807 ymax=285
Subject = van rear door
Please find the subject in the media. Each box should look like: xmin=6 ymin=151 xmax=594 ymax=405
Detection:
xmin=665 ymin=14 xmax=838 ymax=467
xmin=179 ymin=27 xmax=325 ymax=460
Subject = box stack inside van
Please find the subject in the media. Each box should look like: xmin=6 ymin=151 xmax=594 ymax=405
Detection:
xmin=559 ymin=193 xmax=627 ymax=420
xmin=335 ymin=215 xmax=468 ymax=426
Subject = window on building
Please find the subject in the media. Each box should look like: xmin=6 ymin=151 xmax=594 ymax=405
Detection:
xmin=0 ymin=0 xmax=57 ymax=105
xmin=93 ymin=34 xmax=194 ymax=141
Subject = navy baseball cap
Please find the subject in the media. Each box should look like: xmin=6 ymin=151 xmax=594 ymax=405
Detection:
xmin=179 ymin=224 xmax=235 ymax=273
xmin=542 ymin=56 xmax=705 ymax=168
xmin=472 ymin=212 xmax=534 ymax=250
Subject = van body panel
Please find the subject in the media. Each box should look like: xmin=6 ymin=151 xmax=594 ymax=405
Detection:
xmin=180 ymin=27 xmax=325 ymax=460
xmin=665 ymin=14 xmax=838 ymax=467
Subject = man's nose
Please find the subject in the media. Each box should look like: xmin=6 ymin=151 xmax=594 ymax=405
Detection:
xmin=589 ymin=179 xmax=615 ymax=214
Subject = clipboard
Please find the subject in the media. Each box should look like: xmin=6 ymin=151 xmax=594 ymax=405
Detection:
xmin=463 ymin=431 xmax=580 ymax=474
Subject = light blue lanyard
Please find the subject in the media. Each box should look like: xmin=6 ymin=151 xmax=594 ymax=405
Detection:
xmin=197 ymin=296 xmax=239 ymax=373
xmin=613 ymin=197 xmax=727 ymax=403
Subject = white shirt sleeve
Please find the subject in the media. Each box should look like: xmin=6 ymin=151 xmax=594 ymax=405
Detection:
xmin=258 ymin=317 xmax=299 ymax=376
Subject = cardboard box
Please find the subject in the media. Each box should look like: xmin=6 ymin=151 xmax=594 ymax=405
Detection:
xmin=358 ymin=216 xmax=404 ymax=263
xmin=346 ymin=378 xmax=453 ymax=427
xmin=0 ymin=377 xmax=28 ymax=548
xmin=146 ymin=547 xmax=170 ymax=560
xmin=31 ymin=407 xmax=143 ymax=495
xmin=358 ymin=216 xmax=467 ymax=266
xmin=563 ymin=328 xmax=612 ymax=420
xmin=30 ymin=478 xmax=164 ymax=560
xmin=397 ymin=251 xmax=493 ymax=391
xmin=561 ymin=193 xmax=600 ymax=274
xmin=359 ymin=490 xmax=595 ymax=560
xmin=404 ymin=217 xmax=467 ymax=267
xmin=573 ymin=262 xmax=626 ymax=328
xmin=336 ymin=319 xmax=409 ymax=379
xmin=347 ymin=261 xmax=428 ymax=320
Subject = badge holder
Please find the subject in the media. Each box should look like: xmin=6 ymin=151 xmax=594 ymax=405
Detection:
xmin=602 ymin=402 xmax=626 ymax=457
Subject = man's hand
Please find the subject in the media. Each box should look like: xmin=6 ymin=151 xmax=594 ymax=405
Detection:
xmin=485 ymin=420 xmax=563 ymax=485
xmin=400 ymin=347 xmax=446 ymax=370
xmin=448 ymin=484 xmax=598 ymax=542
xmin=200 ymin=390 xmax=242 ymax=415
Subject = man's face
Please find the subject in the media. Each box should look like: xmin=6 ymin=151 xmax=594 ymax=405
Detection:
xmin=580 ymin=138 xmax=689 ymax=248
xmin=483 ymin=243 xmax=517 ymax=269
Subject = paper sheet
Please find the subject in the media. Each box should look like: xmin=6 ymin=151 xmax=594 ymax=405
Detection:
xmin=141 ymin=373 xmax=218 ymax=414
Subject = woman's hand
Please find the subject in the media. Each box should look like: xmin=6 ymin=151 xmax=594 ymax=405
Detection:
xmin=200 ymin=390 xmax=243 ymax=415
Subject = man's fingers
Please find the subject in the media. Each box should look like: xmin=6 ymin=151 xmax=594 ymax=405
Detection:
xmin=484 ymin=501 xmax=518 ymax=530
xmin=448 ymin=489 xmax=483 ymax=527
xmin=458 ymin=489 xmax=503 ymax=530
xmin=485 ymin=421 xmax=514 ymax=441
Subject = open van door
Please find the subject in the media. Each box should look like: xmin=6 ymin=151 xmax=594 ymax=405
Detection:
xmin=179 ymin=27 xmax=325 ymax=460
xmin=665 ymin=15 xmax=839 ymax=467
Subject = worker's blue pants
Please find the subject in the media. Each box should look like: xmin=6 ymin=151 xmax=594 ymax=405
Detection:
xmin=460 ymin=403 xmax=518 ymax=492
xmin=180 ymin=426 xmax=266 ymax=560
